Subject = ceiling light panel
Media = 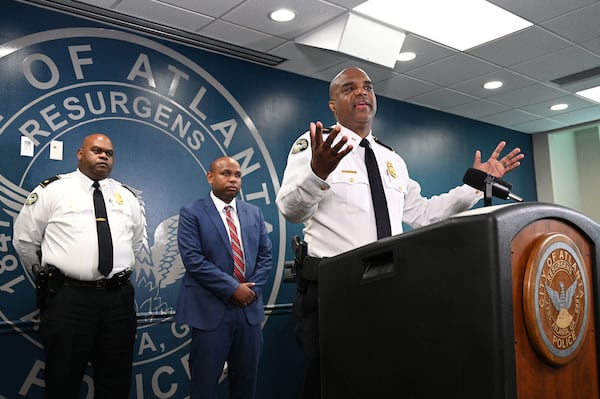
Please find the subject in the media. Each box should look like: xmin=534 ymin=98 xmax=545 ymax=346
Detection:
xmin=353 ymin=0 xmax=532 ymax=51
xmin=576 ymin=86 xmax=600 ymax=103
xmin=296 ymin=13 xmax=406 ymax=68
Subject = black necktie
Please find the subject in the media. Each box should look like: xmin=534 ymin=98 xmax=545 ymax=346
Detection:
xmin=360 ymin=138 xmax=392 ymax=239
xmin=93 ymin=181 xmax=113 ymax=277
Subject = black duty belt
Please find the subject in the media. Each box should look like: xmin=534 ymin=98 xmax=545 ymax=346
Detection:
xmin=62 ymin=269 xmax=132 ymax=290
xmin=301 ymin=256 xmax=322 ymax=282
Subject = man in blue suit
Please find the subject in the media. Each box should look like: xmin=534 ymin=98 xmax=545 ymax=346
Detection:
xmin=176 ymin=156 xmax=273 ymax=399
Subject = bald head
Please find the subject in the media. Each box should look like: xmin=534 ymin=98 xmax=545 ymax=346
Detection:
xmin=329 ymin=67 xmax=369 ymax=99
xmin=77 ymin=134 xmax=114 ymax=181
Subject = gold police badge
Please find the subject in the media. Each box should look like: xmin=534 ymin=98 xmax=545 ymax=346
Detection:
xmin=114 ymin=192 xmax=124 ymax=205
xmin=385 ymin=161 xmax=396 ymax=178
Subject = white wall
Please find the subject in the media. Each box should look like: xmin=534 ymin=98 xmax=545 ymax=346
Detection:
xmin=533 ymin=124 xmax=600 ymax=223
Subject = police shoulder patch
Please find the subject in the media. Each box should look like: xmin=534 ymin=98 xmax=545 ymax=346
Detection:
xmin=373 ymin=137 xmax=394 ymax=152
xmin=38 ymin=175 xmax=60 ymax=188
xmin=25 ymin=193 xmax=38 ymax=206
xmin=291 ymin=138 xmax=309 ymax=154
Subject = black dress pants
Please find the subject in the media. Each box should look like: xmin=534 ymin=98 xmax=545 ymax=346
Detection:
xmin=293 ymin=282 xmax=321 ymax=399
xmin=41 ymin=281 xmax=136 ymax=399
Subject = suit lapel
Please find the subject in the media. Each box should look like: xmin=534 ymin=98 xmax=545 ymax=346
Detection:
xmin=203 ymin=198 xmax=231 ymax=250
xmin=237 ymin=203 xmax=249 ymax=248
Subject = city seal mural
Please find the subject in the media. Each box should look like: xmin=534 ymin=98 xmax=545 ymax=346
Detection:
xmin=0 ymin=27 xmax=285 ymax=398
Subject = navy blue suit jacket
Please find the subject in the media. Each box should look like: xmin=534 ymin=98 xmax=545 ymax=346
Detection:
xmin=175 ymin=196 xmax=272 ymax=330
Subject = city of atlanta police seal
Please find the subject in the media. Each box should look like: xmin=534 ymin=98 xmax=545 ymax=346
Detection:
xmin=522 ymin=233 xmax=591 ymax=367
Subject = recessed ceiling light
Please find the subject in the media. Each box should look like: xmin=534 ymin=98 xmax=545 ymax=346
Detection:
xmin=550 ymin=103 xmax=568 ymax=111
xmin=269 ymin=8 xmax=296 ymax=22
xmin=483 ymin=81 xmax=503 ymax=90
xmin=397 ymin=52 xmax=416 ymax=61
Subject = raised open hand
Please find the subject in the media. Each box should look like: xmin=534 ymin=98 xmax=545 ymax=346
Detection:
xmin=309 ymin=122 xmax=353 ymax=180
xmin=473 ymin=141 xmax=524 ymax=178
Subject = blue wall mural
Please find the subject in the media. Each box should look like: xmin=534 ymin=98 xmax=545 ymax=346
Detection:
xmin=0 ymin=1 xmax=536 ymax=398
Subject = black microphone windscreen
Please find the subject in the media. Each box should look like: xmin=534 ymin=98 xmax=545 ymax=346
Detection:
xmin=462 ymin=168 xmax=487 ymax=190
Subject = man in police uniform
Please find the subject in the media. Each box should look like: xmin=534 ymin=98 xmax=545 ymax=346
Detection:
xmin=275 ymin=67 xmax=525 ymax=399
xmin=13 ymin=133 xmax=145 ymax=399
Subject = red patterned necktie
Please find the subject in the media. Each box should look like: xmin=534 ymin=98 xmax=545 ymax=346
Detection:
xmin=225 ymin=206 xmax=245 ymax=282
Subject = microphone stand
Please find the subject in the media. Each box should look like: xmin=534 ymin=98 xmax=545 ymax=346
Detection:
xmin=483 ymin=174 xmax=494 ymax=207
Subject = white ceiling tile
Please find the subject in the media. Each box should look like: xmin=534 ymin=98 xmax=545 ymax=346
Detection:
xmin=520 ymin=95 xmax=598 ymax=117
xmin=479 ymin=109 xmax=543 ymax=126
xmin=511 ymin=46 xmax=600 ymax=82
xmin=409 ymin=88 xmax=478 ymax=110
xmin=115 ymin=0 xmax=213 ymax=31
xmin=199 ymin=20 xmax=286 ymax=52
xmin=445 ymin=100 xmax=511 ymax=119
xmin=376 ymin=75 xmax=439 ymax=100
xmin=309 ymin=60 xmax=397 ymax=84
xmin=510 ymin=118 xmax=568 ymax=134
xmin=467 ymin=27 xmax=572 ymax=67
xmin=542 ymin=2 xmax=600 ymax=43
xmin=393 ymin=35 xmax=456 ymax=73
xmin=581 ymin=37 xmax=600 ymax=56
xmin=488 ymin=84 xmax=567 ymax=107
xmin=405 ymin=53 xmax=500 ymax=86
xmin=221 ymin=0 xmax=346 ymax=39
xmin=547 ymin=106 xmax=600 ymax=125
xmin=450 ymin=69 xmax=538 ymax=98
xmin=159 ymin=0 xmax=245 ymax=17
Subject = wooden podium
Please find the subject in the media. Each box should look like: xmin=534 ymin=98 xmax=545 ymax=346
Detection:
xmin=319 ymin=202 xmax=600 ymax=399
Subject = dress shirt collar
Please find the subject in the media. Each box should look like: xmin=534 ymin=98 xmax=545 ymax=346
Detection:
xmin=336 ymin=123 xmax=374 ymax=152
xmin=210 ymin=191 xmax=237 ymax=213
xmin=75 ymin=168 xmax=109 ymax=191
xmin=76 ymin=169 xmax=96 ymax=191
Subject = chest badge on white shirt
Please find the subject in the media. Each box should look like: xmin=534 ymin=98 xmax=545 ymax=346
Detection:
xmin=386 ymin=161 xmax=397 ymax=178
xmin=114 ymin=192 xmax=124 ymax=205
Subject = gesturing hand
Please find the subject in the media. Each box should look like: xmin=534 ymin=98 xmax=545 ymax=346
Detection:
xmin=310 ymin=122 xmax=353 ymax=180
xmin=473 ymin=141 xmax=524 ymax=178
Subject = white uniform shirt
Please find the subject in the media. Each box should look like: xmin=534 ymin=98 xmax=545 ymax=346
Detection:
xmin=13 ymin=169 xmax=146 ymax=280
xmin=276 ymin=124 xmax=482 ymax=258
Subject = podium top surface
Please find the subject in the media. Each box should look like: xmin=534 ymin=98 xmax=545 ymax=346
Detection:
xmin=451 ymin=202 xmax=600 ymax=239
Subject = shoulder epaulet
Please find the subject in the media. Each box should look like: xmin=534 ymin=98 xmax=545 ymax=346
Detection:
xmin=38 ymin=175 xmax=60 ymax=188
xmin=373 ymin=137 xmax=394 ymax=152
xmin=121 ymin=183 xmax=138 ymax=198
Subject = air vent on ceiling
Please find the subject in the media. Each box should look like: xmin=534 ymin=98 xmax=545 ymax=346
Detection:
xmin=550 ymin=66 xmax=600 ymax=86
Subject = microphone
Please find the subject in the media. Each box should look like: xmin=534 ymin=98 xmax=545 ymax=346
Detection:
xmin=462 ymin=168 xmax=524 ymax=203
